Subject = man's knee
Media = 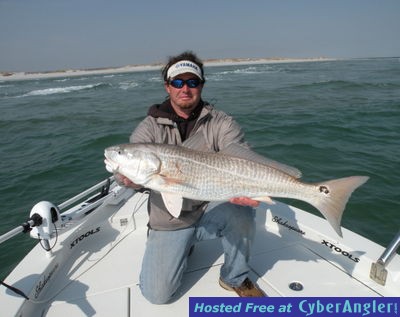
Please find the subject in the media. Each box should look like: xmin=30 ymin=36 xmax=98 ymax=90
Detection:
xmin=141 ymin=288 xmax=172 ymax=305
xmin=140 ymin=274 xmax=180 ymax=304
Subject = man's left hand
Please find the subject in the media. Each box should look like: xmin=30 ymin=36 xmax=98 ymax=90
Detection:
xmin=229 ymin=197 xmax=260 ymax=207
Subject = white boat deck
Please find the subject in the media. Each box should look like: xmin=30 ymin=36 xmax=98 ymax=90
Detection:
xmin=2 ymin=185 xmax=399 ymax=317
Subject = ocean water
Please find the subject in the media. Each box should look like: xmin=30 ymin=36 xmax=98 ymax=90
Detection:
xmin=0 ymin=58 xmax=399 ymax=280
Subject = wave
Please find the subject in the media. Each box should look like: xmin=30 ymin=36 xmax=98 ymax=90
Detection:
xmin=18 ymin=83 xmax=108 ymax=97
xmin=148 ymin=77 xmax=162 ymax=82
xmin=54 ymin=78 xmax=71 ymax=82
xmin=214 ymin=65 xmax=278 ymax=76
xmin=207 ymin=65 xmax=281 ymax=81
xmin=285 ymin=80 xmax=400 ymax=92
xmin=0 ymin=84 xmax=14 ymax=88
xmin=119 ymin=81 xmax=139 ymax=90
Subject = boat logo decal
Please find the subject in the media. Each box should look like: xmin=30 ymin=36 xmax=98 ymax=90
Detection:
xmin=70 ymin=227 xmax=101 ymax=249
xmin=272 ymin=216 xmax=305 ymax=235
xmin=34 ymin=263 xmax=59 ymax=299
xmin=321 ymin=240 xmax=360 ymax=263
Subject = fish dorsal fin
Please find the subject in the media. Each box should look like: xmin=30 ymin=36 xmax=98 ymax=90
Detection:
xmin=220 ymin=143 xmax=302 ymax=179
xmin=161 ymin=192 xmax=183 ymax=218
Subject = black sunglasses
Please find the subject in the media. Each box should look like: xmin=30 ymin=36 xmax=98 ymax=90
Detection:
xmin=168 ymin=78 xmax=202 ymax=89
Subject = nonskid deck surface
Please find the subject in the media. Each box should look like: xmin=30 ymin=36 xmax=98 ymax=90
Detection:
xmin=2 ymin=189 xmax=399 ymax=316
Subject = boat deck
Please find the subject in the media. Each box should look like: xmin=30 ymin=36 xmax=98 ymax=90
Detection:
xmin=2 ymin=187 xmax=399 ymax=316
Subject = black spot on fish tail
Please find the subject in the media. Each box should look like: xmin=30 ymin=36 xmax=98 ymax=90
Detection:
xmin=319 ymin=185 xmax=330 ymax=195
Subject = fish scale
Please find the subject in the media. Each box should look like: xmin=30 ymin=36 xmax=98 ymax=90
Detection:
xmin=157 ymin=150 xmax=289 ymax=200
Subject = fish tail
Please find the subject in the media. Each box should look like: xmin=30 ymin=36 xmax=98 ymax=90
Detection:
xmin=308 ymin=176 xmax=369 ymax=237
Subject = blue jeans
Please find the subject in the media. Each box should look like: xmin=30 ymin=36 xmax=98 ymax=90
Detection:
xmin=139 ymin=202 xmax=256 ymax=304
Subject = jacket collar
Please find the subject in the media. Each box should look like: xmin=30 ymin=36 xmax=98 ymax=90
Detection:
xmin=149 ymin=100 xmax=213 ymax=126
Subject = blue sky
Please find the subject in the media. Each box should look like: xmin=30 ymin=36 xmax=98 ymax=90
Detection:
xmin=1 ymin=0 xmax=399 ymax=72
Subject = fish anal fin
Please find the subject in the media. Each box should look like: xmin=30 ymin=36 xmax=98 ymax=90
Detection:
xmin=161 ymin=192 xmax=183 ymax=218
xmin=253 ymin=196 xmax=276 ymax=205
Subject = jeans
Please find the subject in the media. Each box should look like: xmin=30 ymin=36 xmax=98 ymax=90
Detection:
xmin=139 ymin=201 xmax=256 ymax=304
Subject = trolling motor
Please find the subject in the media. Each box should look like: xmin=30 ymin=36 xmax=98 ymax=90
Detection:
xmin=0 ymin=178 xmax=113 ymax=300
xmin=0 ymin=201 xmax=61 ymax=300
xmin=29 ymin=201 xmax=61 ymax=251
xmin=0 ymin=201 xmax=60 ymax=252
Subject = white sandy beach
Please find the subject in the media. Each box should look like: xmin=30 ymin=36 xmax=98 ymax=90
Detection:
xmin=0 ymin=57 xmax=335 ymax=81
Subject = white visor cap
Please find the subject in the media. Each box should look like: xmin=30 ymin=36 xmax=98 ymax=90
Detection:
xmin=166 ymin=60 xmax=203 ymax=81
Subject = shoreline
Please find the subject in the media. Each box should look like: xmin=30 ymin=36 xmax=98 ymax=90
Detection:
xmin=0 ymin=57 xmax=335 ymax=82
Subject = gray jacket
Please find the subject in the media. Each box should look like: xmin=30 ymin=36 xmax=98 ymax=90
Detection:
xmin=130 ymin=103 xmax=247 ymax=230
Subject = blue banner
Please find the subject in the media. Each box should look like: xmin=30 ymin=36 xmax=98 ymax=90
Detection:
xmin=189 ymin=297 xmax=399 ymax=317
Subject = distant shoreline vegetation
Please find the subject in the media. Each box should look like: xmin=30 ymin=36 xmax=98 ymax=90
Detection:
xmin=1 ymin=57 xmax=335 ymax=81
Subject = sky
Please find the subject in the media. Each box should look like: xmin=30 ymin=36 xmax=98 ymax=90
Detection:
xmin=1 ymin=0 xmax=399 ymax=72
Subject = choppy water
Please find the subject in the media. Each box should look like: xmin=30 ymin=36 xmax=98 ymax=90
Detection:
xmin=1 ymin=58 xmax=399 ymax=279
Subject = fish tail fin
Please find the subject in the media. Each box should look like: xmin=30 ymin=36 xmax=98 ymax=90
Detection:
xmin=309 ymin=176 xmax=369 ymax=237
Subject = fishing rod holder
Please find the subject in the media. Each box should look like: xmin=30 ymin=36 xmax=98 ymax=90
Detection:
xmin=370 ymin=231 xmax=400 ymax=286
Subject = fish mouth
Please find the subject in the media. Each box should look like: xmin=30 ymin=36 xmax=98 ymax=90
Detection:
xmin=104 ymin=158 xmax=118 ymax=173
xmin=104 ymin=150 xmax=119 ymax=173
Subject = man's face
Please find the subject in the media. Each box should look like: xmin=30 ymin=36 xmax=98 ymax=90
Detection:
xmin=165 ymin=73 xmax=203 ymax=113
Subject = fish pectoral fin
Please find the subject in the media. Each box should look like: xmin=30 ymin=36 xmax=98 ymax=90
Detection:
xmin=161 ymin=192 xmax=183 ymax=218
xmin=157 ymin=174 xmax=197 ymax=190
xmin=253 ymin=196 xmax=276 ymax=205
xmin=158 ymin=174 xmax=184 ymax=185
